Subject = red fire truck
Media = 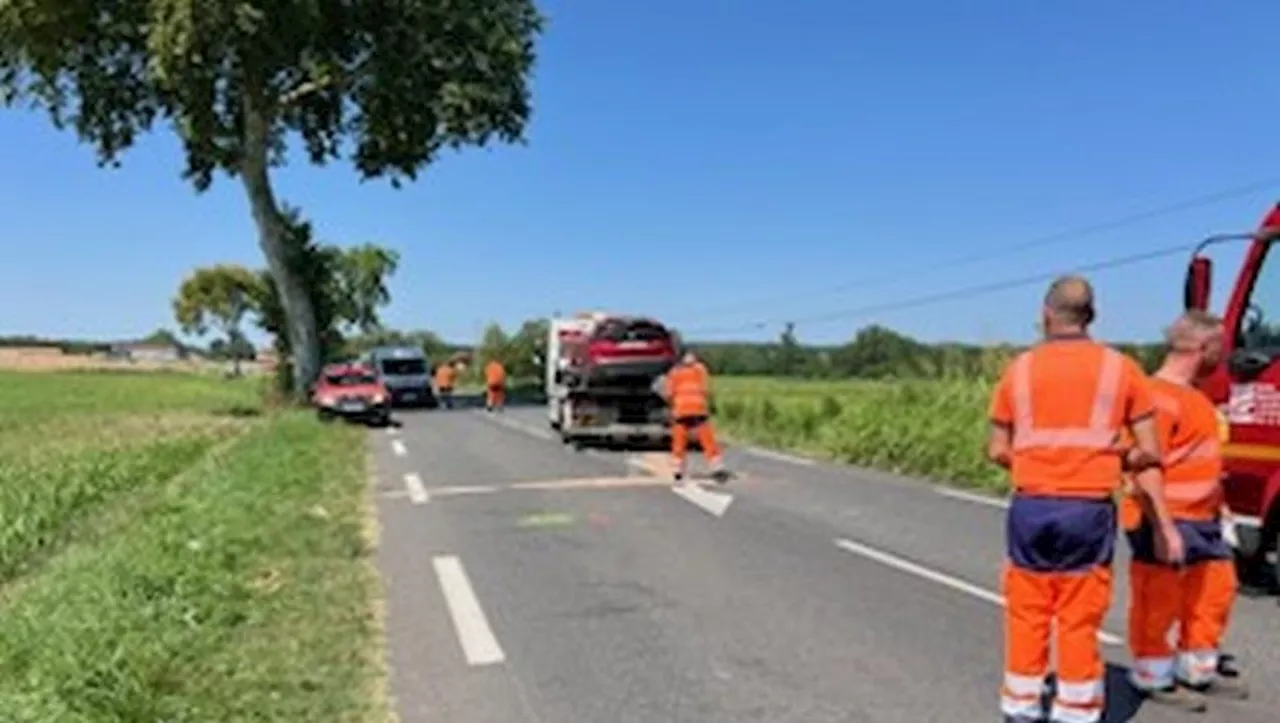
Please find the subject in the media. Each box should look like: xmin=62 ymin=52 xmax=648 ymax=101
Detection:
xmin=1184 ymin=202 xmax=1280 ymax=586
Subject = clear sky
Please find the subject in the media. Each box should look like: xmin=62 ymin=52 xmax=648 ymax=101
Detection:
xmin=2 ymin=1 xmax=1278 ymax=347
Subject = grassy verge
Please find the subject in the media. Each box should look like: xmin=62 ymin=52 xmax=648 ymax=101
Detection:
xmin=715 ymin=376 xmax=1007 ymax=492
xmin=0 ymin=371 xmax=392 ymax=722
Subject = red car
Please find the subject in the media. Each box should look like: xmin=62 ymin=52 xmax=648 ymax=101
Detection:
xmin=312 ymin=363 xmax=392 ymax=426
xmin=559 ymin=315 xmax=678 ymax=389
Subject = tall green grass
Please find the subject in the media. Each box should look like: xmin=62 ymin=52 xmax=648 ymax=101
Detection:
xmin=0 ymin=371 xmax=391 ymax=722
xmin=716 ymin=375 xmax=1008 ymax=491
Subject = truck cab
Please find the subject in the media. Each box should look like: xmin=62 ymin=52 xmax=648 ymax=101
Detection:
xmin=1184 ymin=202 xmax=1280 ymax=586
xmin=367 ymin=345 xmax=436 ymax=408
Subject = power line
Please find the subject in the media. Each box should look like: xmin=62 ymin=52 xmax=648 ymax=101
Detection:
xmin=685 ymin=241 xmax=1195 ymax=337
xmin=683 ymin=177 xmax=1280 ymax=320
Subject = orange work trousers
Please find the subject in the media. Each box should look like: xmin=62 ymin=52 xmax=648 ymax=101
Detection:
xmin=1001 ymin=494 xmax=1116 ymax=723
xmin=1126 ymin=517 xmax=1237 ymax=689
xmin=670 ymin=415 xmax=722 ymax=473
xmin=486 ymin=384 xmax=506 ymax=410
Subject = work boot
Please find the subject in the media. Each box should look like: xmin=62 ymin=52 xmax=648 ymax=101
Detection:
xmin=710 ymin=467 xmax=731 ymax=484
xmin=1184 ymin=669 xmax=1249 ymax=701
xmin=1143 ymin=684 xmax=1208 ymax=713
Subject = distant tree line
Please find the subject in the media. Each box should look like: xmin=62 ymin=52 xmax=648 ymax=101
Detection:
xmin=4 ymin=319 xmax=1165 ymax=384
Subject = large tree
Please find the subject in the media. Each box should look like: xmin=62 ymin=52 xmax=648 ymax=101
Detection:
xmin=172 ymin=263 xmax=260 ymax=375
xmin=0 ymin=0 xmax=544 ymax=397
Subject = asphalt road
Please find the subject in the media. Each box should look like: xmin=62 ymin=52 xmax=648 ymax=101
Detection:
xmin=371 ymin=401 xmax=1280 ymax=723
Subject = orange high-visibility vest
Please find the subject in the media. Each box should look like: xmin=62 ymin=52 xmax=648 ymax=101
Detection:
xmin=435 ymin=364 xmax=457 ymax=388
xmin=989 ymin=337 xmax=1154 ymax=498
xmin=1120 ymin=377 xmax=1224 ymax=524
xmin=485 ymin=361 xmax=506 ymax=386
xmin=665 ymin=362 xmax=710 ymax=418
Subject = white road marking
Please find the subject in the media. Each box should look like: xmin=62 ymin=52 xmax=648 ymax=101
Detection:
xmin=672 ymin=483 xmax=734 ymax=517
xmin=430 ymin=484 xmax=500 ymax=496
xmin=391 ymin=439 xmax=407 ymax=457
xmin=742 ymin=446 xmax=816 ymax=467
xmin=479 ymin=412 xmax=555 ymax=441
xmin=834 ymin=538 xmax=1122 ymax=646
xmin=403 ymin=473 xmax=429 ymax=505
xmin=936 ymin=486 xmax=1010 ymax=509
xmin=624 ymin=455 xmax=651 ymax=473
xmin=432 ymin=555 xmax=506 ymax=666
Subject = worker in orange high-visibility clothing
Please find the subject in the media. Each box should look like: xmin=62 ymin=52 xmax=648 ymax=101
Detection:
xmin=1120 ymin=310 xmax=1247 ymax=709
xmin=987 ymin=275 xmax=1184 ymax=723
xmin=434 ymin=362 xmax=457 ymax=410
xmin=484 ymin=359 xmax=507 ymax=413
xmin=662 ymin=350 xmax=730 ymax=484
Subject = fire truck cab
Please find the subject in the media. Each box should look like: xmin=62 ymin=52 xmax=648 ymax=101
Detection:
xmin=1184 ymin=201 xmax=1280 ymax=587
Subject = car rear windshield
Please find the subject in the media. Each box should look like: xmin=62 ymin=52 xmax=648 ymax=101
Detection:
xmin=380 ymin=358 xmax=426 ymax=375
xmin=595 ymin=319 xmax=670 ymax=343
xmin=326 ymin=373 xmax=378 ymax=386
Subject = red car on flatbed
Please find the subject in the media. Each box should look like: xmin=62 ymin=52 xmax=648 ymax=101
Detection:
xmin=311 ymin=362 xmax=392 ymax=426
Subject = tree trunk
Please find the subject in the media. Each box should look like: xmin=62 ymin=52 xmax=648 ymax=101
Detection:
xmin=240 ymin=98 xmax=321 ymax=399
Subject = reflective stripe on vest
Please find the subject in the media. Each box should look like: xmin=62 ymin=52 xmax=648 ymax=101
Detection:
xmin=1011 ymin=347 xmax=1123 ymax=450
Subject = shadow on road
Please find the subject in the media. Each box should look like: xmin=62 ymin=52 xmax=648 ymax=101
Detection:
xmin=1035 ymin=666 xmax=1145 ymax=723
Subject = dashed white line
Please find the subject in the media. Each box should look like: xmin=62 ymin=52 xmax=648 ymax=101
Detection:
xmin=403 ymin=473 xmax=429 ymax=505
xmin=936 ymin=486 xmax=1010 ymax=509
xmin=433 ymin=555 xmax=506 ymax=666
xmin=391 ymin=439 xmax=407 ymax=457
xmin=834 ymin=538 xmax=1122 ymax=646
xmin=742 ymin=445 xmax=816 ymax=467
xmin=672 ymin=483 xmax=734 ymax=517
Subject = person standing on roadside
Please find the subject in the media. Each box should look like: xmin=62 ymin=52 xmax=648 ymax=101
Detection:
xmin=484 ymin=358 xmax=507 ymax=413
xmin=434 ymin=361 xmax=457 ymax=410
xmin=1120 ymin=310 xmax=1248 ymax=710
xmin=662 ymin=349 xmax=730 ymax=484
xmin=986 ymin=275 xmax=1184 ymax=723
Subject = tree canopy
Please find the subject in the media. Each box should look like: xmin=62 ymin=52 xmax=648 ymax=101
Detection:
xmin=173 ymin=264 xmax=260 ymax=374
xmin=1 ymin=0 xmax=545 ymax=397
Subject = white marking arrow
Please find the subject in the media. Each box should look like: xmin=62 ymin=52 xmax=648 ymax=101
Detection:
xmin=672 ymin=482 xmax=733 ymax=518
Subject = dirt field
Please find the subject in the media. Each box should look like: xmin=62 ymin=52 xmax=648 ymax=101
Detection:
xmin=0 ymin=347 xmax=272 ymax=375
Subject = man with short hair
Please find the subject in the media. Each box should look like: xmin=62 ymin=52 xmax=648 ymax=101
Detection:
xmin=988 ymin=275 xmax=1183 ymax=723
xmin=1121 ymin=310 xmax=1248 ymax=709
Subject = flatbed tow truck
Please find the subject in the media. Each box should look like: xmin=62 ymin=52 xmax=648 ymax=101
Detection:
xmin=545 ymin=312 xmax=675 ymax=448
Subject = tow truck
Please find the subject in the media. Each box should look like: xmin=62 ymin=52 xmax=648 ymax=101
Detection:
xmin=1183 ymin=201 xmax=1280 ymax=587
xmin=545 ymin=312 xmax=676 ymax=448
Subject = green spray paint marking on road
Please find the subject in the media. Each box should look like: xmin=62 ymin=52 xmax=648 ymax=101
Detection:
xmin=517 ymin=512 xmax=576 ymax=529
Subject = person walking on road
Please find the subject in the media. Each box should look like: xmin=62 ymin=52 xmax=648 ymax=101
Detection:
xmin=986 ymin=275 xmax=1184 ymax=723
xmin=434 ymin=361 xmax=457 ymax=410
xmin=1120 ymin=310 xmax=1248 ymax=710
xmin=484 ymin=358 xmax=508 ymax=413
xmin=662 ymin=349 xmax=730 ymax=484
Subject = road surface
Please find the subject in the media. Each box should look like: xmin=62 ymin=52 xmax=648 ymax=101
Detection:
xmin=372 ymin=401 xmax=1280 ymax=722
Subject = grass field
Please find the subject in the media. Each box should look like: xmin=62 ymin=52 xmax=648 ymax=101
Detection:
xmin=715 ymin=376 xmax=1007 ymax=492
xmin=0 ymin=371 xmax=391 ymax=722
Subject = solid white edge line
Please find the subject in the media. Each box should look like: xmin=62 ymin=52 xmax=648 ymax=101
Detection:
xmin=403 ymin=473 xmax=429 ymax=505
xmin=671 ymin=483 xmax=733 ymax=517
xmin=432 ymin=555 xmax=506 ymax=666
xmin=833 ymin=538 xmax=1122 ymax=646
xmin=744 ymin=445 xmax=816 ymax=467
xmin=936 ymin=486 xmax=1011 ymax=509
xmin=391 ymin=439 xmax=407 ymax=457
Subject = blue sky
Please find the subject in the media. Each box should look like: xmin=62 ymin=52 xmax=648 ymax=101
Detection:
xmin=2 ymin=1 xmax=1278 ymax=347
